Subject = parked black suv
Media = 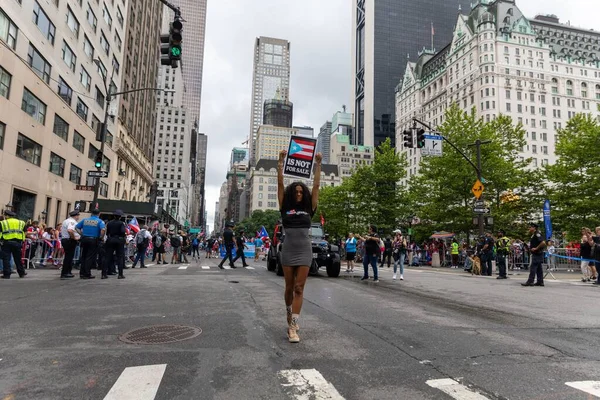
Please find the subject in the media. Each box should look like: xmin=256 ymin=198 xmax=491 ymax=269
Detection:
xmin=268 ymin=222 xmax=341 ymax=277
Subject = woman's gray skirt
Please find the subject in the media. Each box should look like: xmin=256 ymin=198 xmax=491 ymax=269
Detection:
xmin=281 ymin=227 xmax=312 ymax=267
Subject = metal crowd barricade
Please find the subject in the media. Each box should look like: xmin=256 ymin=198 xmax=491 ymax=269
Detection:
xmin=21 ymin=239 xmax=82 ymax=270
xmin=508 ymin=245 xmax=529 ymax=270
xmin=546 ymin=248 xmax=583 ymax=272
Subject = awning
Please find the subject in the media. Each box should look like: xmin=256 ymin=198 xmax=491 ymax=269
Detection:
xmin=430 ymin=231 xmax=455 ymax=239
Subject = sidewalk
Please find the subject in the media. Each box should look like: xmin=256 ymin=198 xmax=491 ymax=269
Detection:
xmin=400 ymin=264 xmax=589 ymax=282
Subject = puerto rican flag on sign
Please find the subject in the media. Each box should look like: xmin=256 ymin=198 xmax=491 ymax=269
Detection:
xmin=284 ymin=135 xmax=318 ymax=179
xmin=288 ymin=137 xmax=316 ymax=160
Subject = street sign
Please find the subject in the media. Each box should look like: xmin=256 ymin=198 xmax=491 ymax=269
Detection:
xmin=87 ymin=170 xmax=109 ymax=178
xmin=474 ymin=199 xmax=485 ymax=208
xmin=421 ymin=134 xmax=443 ymax=156
xmin=473 ymin=207 xmax=491 ymax=214
xmin=75 ymin=185 xmax=95 ymax=191
xmin=471 ymin=179 xmax=484 ymax=199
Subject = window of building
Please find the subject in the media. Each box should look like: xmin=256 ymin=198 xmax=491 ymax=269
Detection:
xmin=86 ymin=3 xmax=97 ymax=32
xmin=73 ymin=130 xmax=84 ymax=153
xmin=76 ymin=97 xmax=88 ymax=121
xmin=27 ymin=44 xmax=51 ymax=84
xmin=49 ymin=152 xmax=65 ymax=176
xmin=0 ymin=66 xmax=11 ymax=99
xmin=581 ymin=82 xmax=588 ymax=98
xmin=102 ymin=3 xmax=112 ymax=28
xmin=95 ymin=86 xmax=104 ymax=106
xmin=56 ymin=76 xmax=73 ymax=105
xmin=61 ymin=41 xmax=76 ymax=72
xmin=83 ymin=35 xmax=94 ymax=59
xmin=69 ymin=164 xmax=81 ymax=184
xmin=96 ymin=58 xmax=106 ymax=78
xmin=566 ymin=80 xmax=573 ymax=96
xmin=112 ymin=56 xmax=120 ymax=76
xmin=79 ymin=66 xmax=91 ymax=91
xmin=16 ymin=133 xmax=42 ymax=166
xmin=53 ymin=114 xmax=69 ymax=141
xmin=114 ymin=32 xmax=122 ymax=51
xmin=21 ymin=88 xmax=46 ymax=125
xmin=100 ymin=31 xmax=109 ymax=55
xmin=32 ymin=1 xmax=56 ymax=45
xmin=116 ymin=6 xmax=123 ymax=27
xmin=0 ymin=10 xmax=18 ymax=49
xmin=100 ymin=182 xmax=108 ymax=197
xmin=0 ymin=121 xmax=4 ymax=149
xmin=66 ymin=6 xmax=80 ymax=37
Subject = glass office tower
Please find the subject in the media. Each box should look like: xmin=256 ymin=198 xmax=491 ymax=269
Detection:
xmin=352 ymin=0 xmax=472 ymax=147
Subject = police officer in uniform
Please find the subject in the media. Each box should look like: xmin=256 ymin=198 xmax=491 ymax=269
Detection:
xmin=60 ymin=210 xmax=81 ymax=280
xmin=75 ymin=209 xmax=105 ymax=279
xmin=481 ymin=232 xmax=495 ymax=276
xmin=232 ymin=229 xmax=250 ymax=267
xmin=0 ymin=210 xmax=27 ymax=279
xmin=522 ymin=223 xmax=546 ymax=287
xmin=103 ymin=210 xmax=127 ymax=279
xmin=496 ymin=230 xmax=511 ymax=279
xmin=218 ymin=222 xmax=236 ymax=269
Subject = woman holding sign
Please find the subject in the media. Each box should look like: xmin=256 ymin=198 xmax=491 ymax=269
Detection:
xmin=278 ymin=149 xmax=322 ymax=343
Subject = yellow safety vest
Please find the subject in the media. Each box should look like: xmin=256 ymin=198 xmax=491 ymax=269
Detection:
xmin=451 ymin=242 xmax=459 ymax=255
xmin=0 ymin=218 xmax=26 ymax=241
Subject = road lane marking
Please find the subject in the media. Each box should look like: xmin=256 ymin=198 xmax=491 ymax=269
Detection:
xmin=178 ymin=266 xmax=188 ymax=270
xmin=565 ymin=381 xmax=600 ymax=397
xmin=426 ymin=378 xmax=490 ymax=400
xmin=223 ymin=265 xmax=231 ymax=269
xmin=278 ymin=369 xmax=344 ymax=399
xmin=103 ymin=364 xmax=167 ymax=400
xmin=245 ymin=266 xmax=255 ymax=270
xmin=201 ymin=266 xmax=210 ymax=269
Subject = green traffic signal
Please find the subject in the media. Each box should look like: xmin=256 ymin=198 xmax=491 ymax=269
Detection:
xmin=170 ymin=46 xmax=181 ymax=57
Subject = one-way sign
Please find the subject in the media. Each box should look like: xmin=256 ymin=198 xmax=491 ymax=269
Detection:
xmin=87 ymin=170 xmax=109 ymax=178
xmin=473 ymin=207 xmax=491 ymax=214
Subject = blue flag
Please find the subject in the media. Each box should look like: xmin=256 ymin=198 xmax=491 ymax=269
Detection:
xmin=259 ymin=226 xmax=269 ymax=238
xmin=543 ymin=200 xmax=552 ymax=240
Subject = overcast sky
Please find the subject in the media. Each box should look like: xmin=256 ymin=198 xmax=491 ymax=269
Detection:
xmin=198 ymin=0 xmax=600 ymax=231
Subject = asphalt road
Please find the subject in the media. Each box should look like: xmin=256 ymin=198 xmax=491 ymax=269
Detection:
xmin=0 ymin=257 xmax=599 ymax=400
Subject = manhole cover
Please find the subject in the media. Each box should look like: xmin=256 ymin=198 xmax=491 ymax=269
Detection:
xmin=119 ymin=325 xmax=202 ymax=345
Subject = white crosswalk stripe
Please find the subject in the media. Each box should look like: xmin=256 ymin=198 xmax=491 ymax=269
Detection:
xmin=426 ymin=379 xmax=490 ymax=400
xmin=278 ymin=369 xmax=345 ymax=400
xmin=245 ymin=266 xmax=255 ymax=270
xmin=201 ymin=266 xmax=210 ymax=269
xmin=103 ymin=364 xmax=167 ymax=400
xmin=565 ymin=381 xmax=600 ymax=397
xmin=177 ymin=266 xmax=188 ymax=270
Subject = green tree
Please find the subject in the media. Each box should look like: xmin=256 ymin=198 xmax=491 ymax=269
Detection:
xmin=238 ymin=210 xmax=281 ymax=238
xmin=318 ymin=138 xmax=409 ymax=237
xmin=408 ymin=104 xmax=541 ymax=241
xmin=545 ymin=113 xmax=600 ymax=239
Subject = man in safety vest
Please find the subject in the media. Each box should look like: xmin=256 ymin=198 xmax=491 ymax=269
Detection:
xmin=496 ymin=230 xmax=511 ymax=280
xmin=451 ymin=238 xmax=459 ymax=268
xmin=0 ymin=210 xmax=27 ymax=279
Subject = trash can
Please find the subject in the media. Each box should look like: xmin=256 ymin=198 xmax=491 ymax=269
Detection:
xmin=432 ymin=252 xmax=441 ymax=267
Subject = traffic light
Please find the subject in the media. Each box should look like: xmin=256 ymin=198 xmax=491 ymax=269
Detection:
xmin=416 ymin=129 xmax=426 ymax=149
xmin=159 ymin=18 xmax=183 ymax=68
xmin=94 ymin=151 xmax=103 ymax=169
xmin=402 ymin=129 xmax=413 ymax=148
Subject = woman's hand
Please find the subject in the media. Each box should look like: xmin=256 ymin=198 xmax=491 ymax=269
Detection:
xmin=315 ymin=152 xmax=323 ymax=165
xmin=279 ymin=150 xmax=287 ymax=164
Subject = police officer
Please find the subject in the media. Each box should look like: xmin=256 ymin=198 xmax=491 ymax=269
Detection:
xmin=451 ymin=238 xmax=459 ymax=268
xmin=481 ymin=232 xmax=495 ymax=276
xmin=522 ymin=223 xmax=546 ymax=287
xmin=218 ymin=222 xmax=236 ymax=269
xmin=0 ymin=210 xmax=27 ymax=279
xmin=60 ymin=210 xmax=81 ymax=280
xmin=496 ymin=230 xmax=511 ymax=280
xmin=103 ymin=210 xmax=127 ymax=279
xmin=75 ymin=209 xmax=105 ymax=279
xmin=232 ymin=229 xmax=250 ymax=267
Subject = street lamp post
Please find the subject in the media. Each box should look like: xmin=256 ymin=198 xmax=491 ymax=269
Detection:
xmin=91 ymin=59 xmax=173 ymax=209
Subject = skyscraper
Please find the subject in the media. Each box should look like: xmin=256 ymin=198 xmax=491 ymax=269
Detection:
xmin=352 ymin=0 xmax=471 ymax=147
xmin=249 ymin=37 xmax=291 ymax=165
xmin=316 ymin=121 xmax=332 ymax=164
xmin=171 ymin=0 xmax=207 ymax=124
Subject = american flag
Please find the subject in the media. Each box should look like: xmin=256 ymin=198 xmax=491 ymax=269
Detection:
xmin=288 ymin=137 xmax=316 ymax=161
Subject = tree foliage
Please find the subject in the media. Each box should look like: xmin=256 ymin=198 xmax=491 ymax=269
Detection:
xmin=318 ymin=138 xmax=409 ymax=238
xmin=545 ymin=113 xmax=600 ymax=239
xmin=408 ymin=104 xmax=542 ymax=241
xmin=238 ymin=210 xmax=281 ymax=237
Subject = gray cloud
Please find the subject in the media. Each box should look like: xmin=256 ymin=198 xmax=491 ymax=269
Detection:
xmin=198 ymin=0 xmax=599 ymax=229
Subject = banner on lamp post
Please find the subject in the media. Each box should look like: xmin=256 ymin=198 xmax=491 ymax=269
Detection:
xmin=543 ymin=200 xmax=553 ymax=240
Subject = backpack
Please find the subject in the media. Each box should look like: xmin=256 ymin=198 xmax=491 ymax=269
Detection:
xmin=155 ymin=234 xmax=162 ymax=248
xmin=136 ymin=230 xmax=149 ymax=247
xmin=192 ymin=237 xmax=199 ymax=246
xmin=170 ymin=235 xmax=181 ymax=247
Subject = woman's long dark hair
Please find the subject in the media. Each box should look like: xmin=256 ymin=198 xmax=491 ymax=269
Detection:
xmin=282 ymin=182 xmax=313 ymax=213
